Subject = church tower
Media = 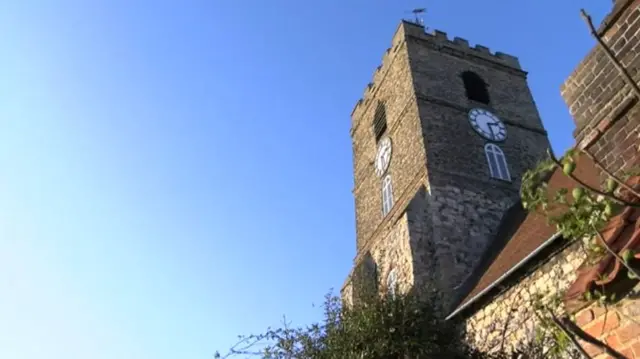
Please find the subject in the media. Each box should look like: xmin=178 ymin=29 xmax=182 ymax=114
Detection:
xmin=342 ymin=21 xmax=551 ymax=308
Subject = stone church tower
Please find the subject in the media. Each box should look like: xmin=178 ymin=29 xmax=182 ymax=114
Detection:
xmin=342 ymin=20 xmax=552 ymax=308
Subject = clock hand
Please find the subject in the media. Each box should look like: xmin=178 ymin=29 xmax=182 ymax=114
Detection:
xmin=487 ymin=123 xmax=496 ymax=139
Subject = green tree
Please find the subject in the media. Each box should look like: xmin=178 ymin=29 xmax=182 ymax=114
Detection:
xmin=214 ymin=291 xmax=490 ymax=359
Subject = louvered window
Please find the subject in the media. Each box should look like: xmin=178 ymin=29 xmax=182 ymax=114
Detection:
xmin=373 ymin=102 xmax=387 ymax=143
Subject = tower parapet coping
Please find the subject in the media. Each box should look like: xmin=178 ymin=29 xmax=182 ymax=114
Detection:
xmin=351 ymin=20 xmax=522 ymax=125
xmin=403 ymin=21 xmax=521 ymax=69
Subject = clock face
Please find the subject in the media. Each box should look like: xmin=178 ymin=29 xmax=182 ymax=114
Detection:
xmin=468 ymin=108 xmax=507 ymax=142
xmin=375 ymin=137 xmax=392 ymax=177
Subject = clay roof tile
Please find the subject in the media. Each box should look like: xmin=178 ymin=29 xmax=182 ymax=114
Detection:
xmin=451 ymin=154 xmax=600 ymax=316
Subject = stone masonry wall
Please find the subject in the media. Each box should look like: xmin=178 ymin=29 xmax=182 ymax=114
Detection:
xmin=342 ymin=209 xmax=417 ymax=304
xmin=404 ymin=22 xmax=552 ymax=294
xmin=427 ymin=185 xmax=513 ymax=300
xmin=350 ymin=23 xmax=427 ymax=253
xmin=402 ymin=26 xmax=543 ymax=132
xmin=369 ymin=212 xmax=416 ymax=296
xmin=466 ymin=243 xmax=587 ymax=353
xmin=404 ymin=185 xmax=437 ymax=298
xmin=346 ymin=21 xmax=551 ymax=312
xmin=468 ymin=3 xmax=640 ymax=354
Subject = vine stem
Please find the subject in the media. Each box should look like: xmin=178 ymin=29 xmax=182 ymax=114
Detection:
xmin=614 ymin=307 xmax=640 ymax=326
xmin=561 ymin=316 xmax=627 ymax=359
xmin=499 ymin=287 xmax=526 ymax=352
xmin=581 ymin=149 xmax=640 ymax=200
xmin=592 ymin=224 xmax=640 ymax=280
xmin=580 ymin=9 xmax=640 ymax=99
xmin=536 ymin=308 xmax=592 ymax=359
xmin=547 ymin=149 xmax=640 ymax=208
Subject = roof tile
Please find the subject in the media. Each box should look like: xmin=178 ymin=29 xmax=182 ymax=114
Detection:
xmin=453 ymin=154 xmax=600 ymax=314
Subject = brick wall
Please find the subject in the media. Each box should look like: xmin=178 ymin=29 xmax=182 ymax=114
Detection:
xmin=561 ymin=2 xmax=640 ymax=357
xmin=573 ymin=282 xmax=640 ymax=358
xmin=561 ymin=0 xmax=640 ymax=177
xmin=465 ymin=239 xmax=640 ymax=358
xmin=465 ymin=1 xmax=640 ymax=356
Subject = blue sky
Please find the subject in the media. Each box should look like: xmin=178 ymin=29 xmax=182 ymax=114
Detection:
xmin=0 ymin=1 xmax=610 ymax=358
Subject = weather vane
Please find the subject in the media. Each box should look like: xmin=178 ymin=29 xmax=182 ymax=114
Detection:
xmin=409 ymin=8 xmax=426 ymax=26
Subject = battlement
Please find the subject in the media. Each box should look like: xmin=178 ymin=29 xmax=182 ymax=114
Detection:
xmin=351 ymin=20 xmax=522 ymax=122
xmin=402 ymin=21 xmax=521 ymax=69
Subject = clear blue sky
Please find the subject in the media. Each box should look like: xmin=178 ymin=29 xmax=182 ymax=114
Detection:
xmin=0 ymin=1 xmax=610 ymax=358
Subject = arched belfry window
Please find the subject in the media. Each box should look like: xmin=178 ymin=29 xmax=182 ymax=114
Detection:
xmin=382 ymin=174 xmax=394 ymax=216
xmin=485 ymin=143 xmax=511 ymax=181
xmin=462 ymin=71 xmax=490 ymax=104
xmin=373 ymin=101 xmax=388 ymax=143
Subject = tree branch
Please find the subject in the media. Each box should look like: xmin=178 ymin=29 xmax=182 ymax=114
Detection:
xmin=580 ymin=9 xmax=640 ymax=99
xmin=536 ymin=308 xmax=592 ymax=359
xmin=217 ymin=334 xmax=268 ymax=358
xmin=581 ymin=149 xmax=640 ymax=200
xmin=591 ymin=224 xmax=640 ymax=280
xmin=614 ymin=307 xmax=640 ymax=326
xmin=547 ymin=149 xmax=640 ymax=208
xmin=561 ymin=316 xmax=627 ymax=359
xmin=499 ymin=289 xmax=525 ymax=352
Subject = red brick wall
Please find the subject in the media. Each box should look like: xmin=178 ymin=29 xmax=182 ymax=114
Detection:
xmin=574 ymin=294 xmax=640 ymax=358
xmin=561 ymin=0 xmax=640 ymax=177
xmin=562 ymin=2 xmax=640 ymax=358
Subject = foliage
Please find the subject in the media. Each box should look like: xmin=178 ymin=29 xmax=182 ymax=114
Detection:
xmin=216 ymin=147 xmax=640 ymax=359
xmin=520 ymin=149 xmax=640 ymax=285
xmin=521 ymin=150 xmax=618 ymax=243
xmin=215 ymin=291 xmax=498 ymax=359
xmin=520 ymin=148 xmax=640 ymax=358
xmin=529 ymin=293 xmax=583 ymax=359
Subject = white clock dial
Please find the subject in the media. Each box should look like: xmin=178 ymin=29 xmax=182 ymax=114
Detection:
xmin=375 ymin=137 xmax=392 ymax=177
xmin=468 ymin=108 xmax=507 ymax=142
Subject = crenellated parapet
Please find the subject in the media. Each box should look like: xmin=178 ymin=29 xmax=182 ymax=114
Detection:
xmin=351 ymin=20 xmax=522 ymax=123
xmin=350 ymin=44 xmax=403 ymax=122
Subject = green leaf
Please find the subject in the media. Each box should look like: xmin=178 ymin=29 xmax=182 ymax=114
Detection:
xmin=584 ymin=291 xmax=593 ymax=301
xmin=563 ymin=162 xmax=576 ymax=176
xmin=598 ymin=295 xmax=607 ymax=303
xmin=572 ymin=187 xmax=585 ymax=201
xmin=605 ymin=178 xmax=618 ymax=193
xmin=604 ymin=203 xmax=614 ymax=218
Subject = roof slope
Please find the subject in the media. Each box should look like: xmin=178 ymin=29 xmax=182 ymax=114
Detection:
xmin=450 ymin=154 xmax=600 ymax=317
